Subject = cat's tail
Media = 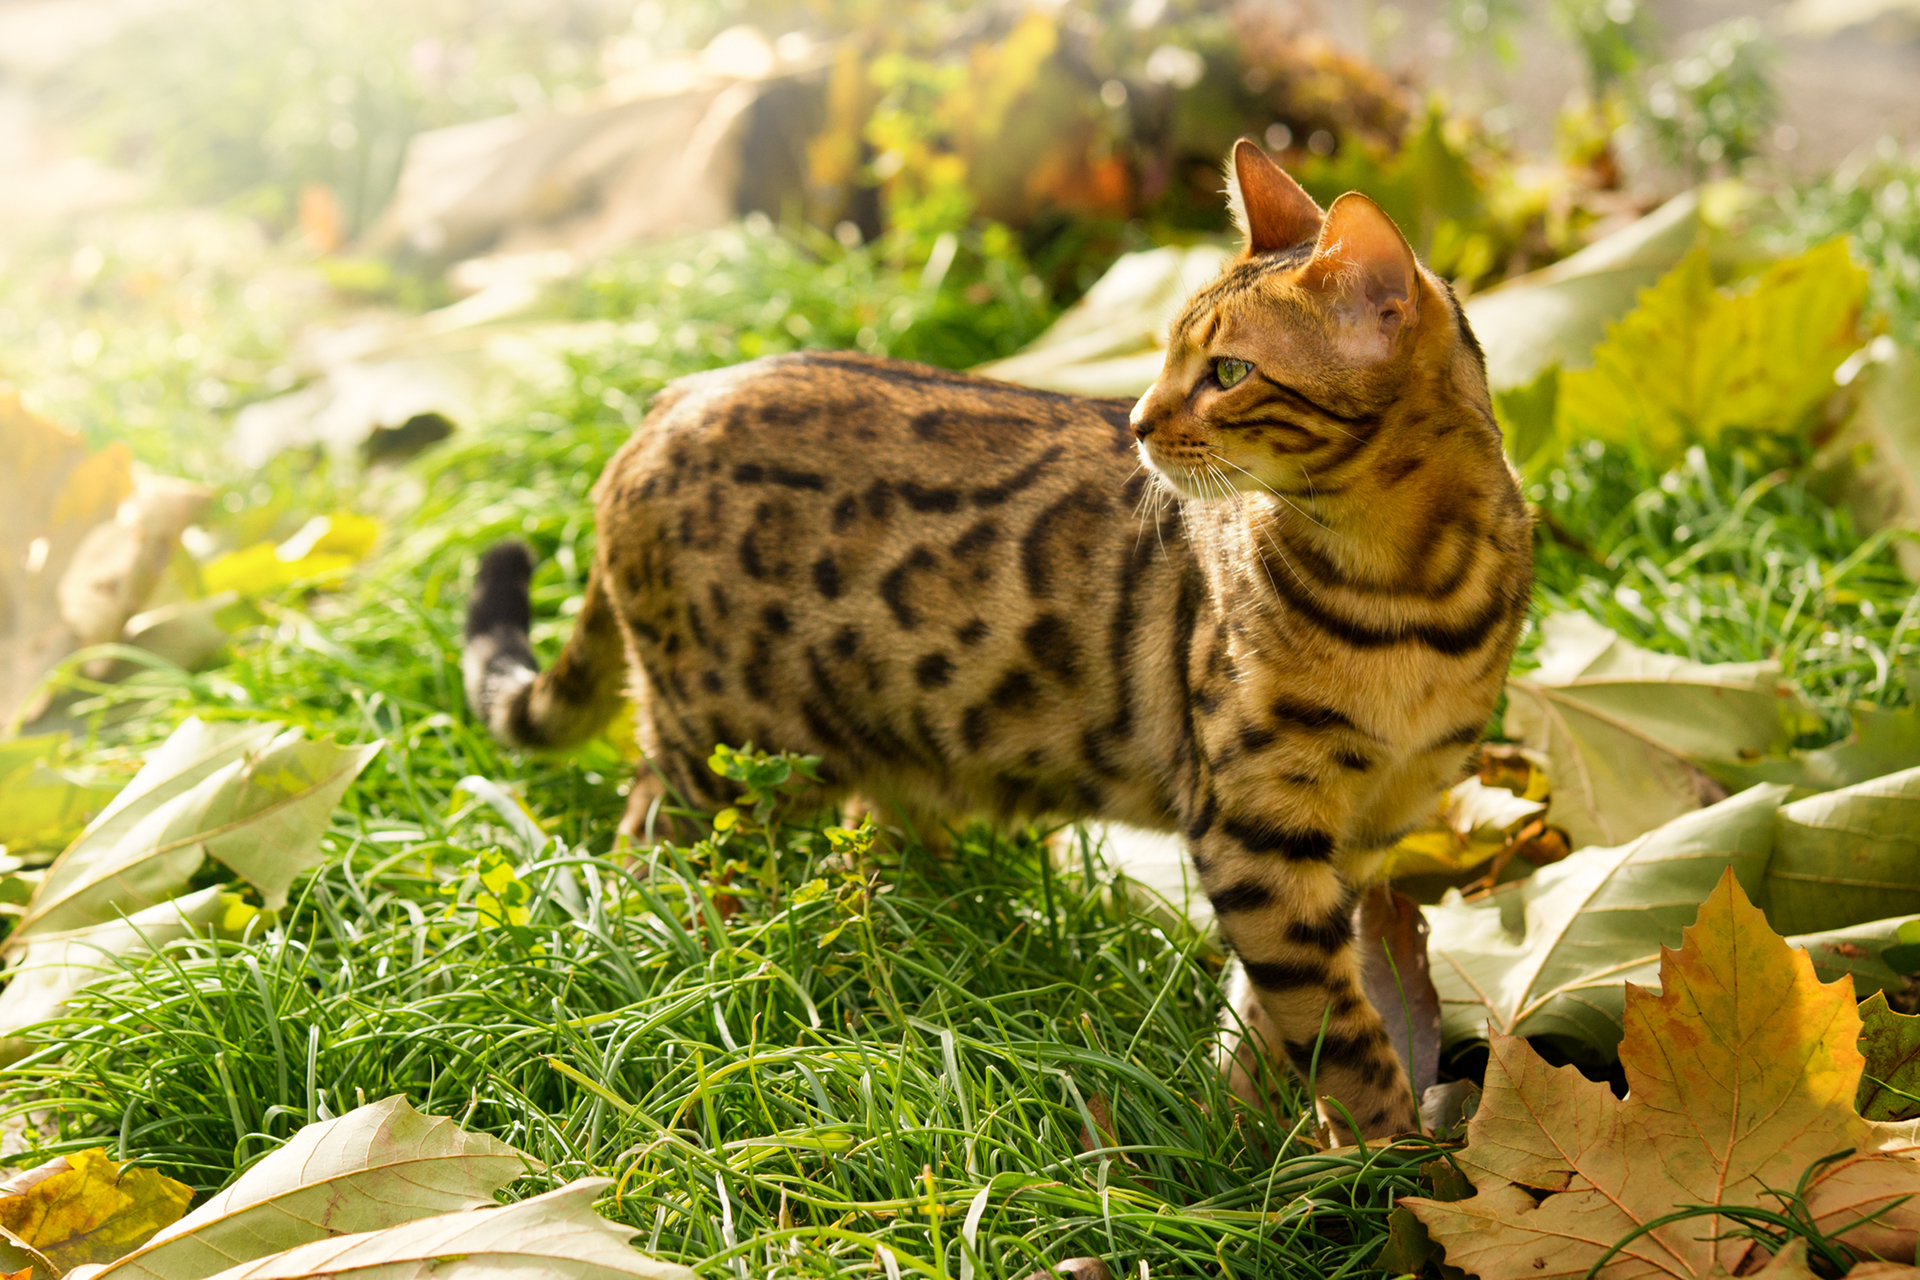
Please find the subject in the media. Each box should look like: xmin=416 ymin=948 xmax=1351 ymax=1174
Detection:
xmin=462 ymin=542 xmax=626 ymax=750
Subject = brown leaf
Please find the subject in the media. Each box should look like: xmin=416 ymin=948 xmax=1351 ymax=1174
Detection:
xmin=1404 ymin=870 xmax=1920 ymax=1279
xmin=0 ymin=1148 xmax=192 ymax=1272
xmin=1353 ymin=885 xmax=1441 ymax=1098
xmin=0 ymin=399 xmax=208 ymax=730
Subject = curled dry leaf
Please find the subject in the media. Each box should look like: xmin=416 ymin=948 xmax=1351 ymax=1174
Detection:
xmin=0 ymin=1149 xmax=191 ymax=1276
xmin=7 ymin=719 xmax=381 ymax=952
xmin=0 ymin=396 xmax=209 ymax=731
xmin=1353 ymin=885 xmax=1441 ymax=1098
xmin=1407 ymin=870 xmax=1920 ymax=1280
xmin=184 ymin=1180 xmax=692 ymax=1280
xmin=91 ymin=1096 xmax=533 ymax=1280
xmin=1377 ymin=775 xmax=1548 ymax=879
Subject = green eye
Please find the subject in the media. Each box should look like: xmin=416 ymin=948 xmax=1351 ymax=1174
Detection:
xmin=1214 ymin=358 xmax=1252 ymax=389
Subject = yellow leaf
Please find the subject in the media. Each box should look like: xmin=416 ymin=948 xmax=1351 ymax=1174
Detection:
xmin=202 ymin=512 xmax=381 ymax=596
xmin=1407 ymin=870 xmax=1920 ymax=1278
xmin=0 ymin=1148 xmax=192 ymax=1273
xmin=1377 ymin=777 xmax=1546 ymax=878
xmin=1558 ymin=240 xmax=1867 ymax=466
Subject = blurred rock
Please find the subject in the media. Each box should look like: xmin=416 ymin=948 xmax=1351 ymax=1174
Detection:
xmin=364 ymin=26 xmax=825 ymax=268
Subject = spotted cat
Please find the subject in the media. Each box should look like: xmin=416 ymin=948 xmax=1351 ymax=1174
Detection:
xmin=463 ymin=140 xmax=1533 ymax=1140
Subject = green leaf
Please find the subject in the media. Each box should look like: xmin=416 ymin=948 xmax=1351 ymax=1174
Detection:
xmin=93 ymin=1096 xmax=534 ymax=1280
xmin=1555 ymin=239 xmax=1867 ymax=466
xmin=1812 ymin=339 xmax=1920 ymax=582
xmin=1491 ymin=365 xmax=1558 ymax=477
xmin=1765 ymin=766 xmax=1920 ymax=935
xmin=7 ymin=721 xmax=381 ymax=948
xmin=0 ymin=734 xmax=118 ymax=856
xmin=1463 ymin=185 xmax=1745 ymax=392
xmin=1506 ymin=613 xmax=1821 ymax=849
xmin=1856 ymin=990 xmax=1920 ymax=1122
xmin=1886 ymin=919 xmax=1920 ymax=974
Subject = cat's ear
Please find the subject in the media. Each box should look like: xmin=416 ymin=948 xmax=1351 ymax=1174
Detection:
xmin=1299 ymin=192 xmax=1419 ymax=363
xmin=1226 ymin=138 xmax=1322 ymax=254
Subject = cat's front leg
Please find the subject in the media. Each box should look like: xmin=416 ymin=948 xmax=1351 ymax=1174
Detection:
xmin=1187 ymin=811 xmax=1416 ymax=1142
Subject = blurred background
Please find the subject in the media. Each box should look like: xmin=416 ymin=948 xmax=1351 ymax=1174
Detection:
xmin=4 ymin=0 xmax=1918 ymax=470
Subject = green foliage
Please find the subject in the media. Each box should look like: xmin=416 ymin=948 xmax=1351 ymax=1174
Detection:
xmin=1552 ymin=0 xmax=1656 ymax=91
xmin=562 ymin=219 xmax=1058 ymax=377
xmin=1527 ymin=441 xmax=1919 ymax=719
xmin=1296 ymin=108 xmax=1501 ymax=283
xmin=1555 ymin=241 xmax=1867 ymax=467
xmin=7 ymin=814 xmax=1440 ymax=1276
xmin=1775 ymin=138 xmax=1920 ymax=349
xmin=1632 ymin=17 xmax=1778 ymax=179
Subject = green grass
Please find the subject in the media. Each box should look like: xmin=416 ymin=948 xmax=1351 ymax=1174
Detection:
xmin=1522 ymin=436 xmax=1917 ymax=729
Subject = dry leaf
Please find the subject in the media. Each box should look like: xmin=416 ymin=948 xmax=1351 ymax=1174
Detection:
xmin=1377 ymin=775 xmax=1548 ymax=878
xmin=8 ymin=721 xmax=382 ymax=950
xmin=1353 ymin=885 xmax=1441 ymax=1097
xmin=0 ymin=1149 xmax=191 ymax=1274
xmin=183 ymin=1180 xmax=692 ymax=1280
xmin=1406 ymin=870 xmax=1920 ymax=1279
xmin=0 ymin=397 xmax=210 ymax=730
xmin=93 ymin=1096 xmax=532 ymax=1280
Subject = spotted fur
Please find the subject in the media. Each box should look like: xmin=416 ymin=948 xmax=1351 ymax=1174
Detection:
xmin=463 ymin=140 xmax=1532 ymax=1143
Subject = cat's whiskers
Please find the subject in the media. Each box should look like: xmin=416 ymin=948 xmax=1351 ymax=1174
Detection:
xmin=1214 ymin=454 xmax=1332 ymax=534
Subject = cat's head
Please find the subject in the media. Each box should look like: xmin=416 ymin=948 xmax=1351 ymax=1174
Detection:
xmin=1129 ymin=139 xmax=1487 ymax=501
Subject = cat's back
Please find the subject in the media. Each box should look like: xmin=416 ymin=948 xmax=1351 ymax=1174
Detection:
xmin=617 ymin=350 xmax=1141 ymax=490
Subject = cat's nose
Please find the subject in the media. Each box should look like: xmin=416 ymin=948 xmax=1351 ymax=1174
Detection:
xmin=1130 ymin=398 xmax=1161 ymax=439
xmin=1129 ymin=391 xmax=1154 ymax=438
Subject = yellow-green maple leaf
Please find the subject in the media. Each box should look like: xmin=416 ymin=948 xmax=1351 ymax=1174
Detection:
xmin=1557 ymin=240 xmax=1867 ymax=463
xmin=1405 ymin=869 xmax=1920 ymax=1279
xmin=0 ymin=1148 xmax=192 ymax=1273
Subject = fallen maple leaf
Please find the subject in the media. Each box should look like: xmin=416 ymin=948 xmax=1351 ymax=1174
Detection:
xmin=0 ymin=1149 xmax=191 ymax=1274
xmin=1406 ymin=870 xmax=1920 ymax=1279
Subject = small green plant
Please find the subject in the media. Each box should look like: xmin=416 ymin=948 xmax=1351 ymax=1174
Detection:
xmin=1632 ymin=17 xmax=1778 ymax=178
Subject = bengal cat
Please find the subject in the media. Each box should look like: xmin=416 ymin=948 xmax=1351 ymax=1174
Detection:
xmin=463 ymin=140 xmax=1533 ymax=1141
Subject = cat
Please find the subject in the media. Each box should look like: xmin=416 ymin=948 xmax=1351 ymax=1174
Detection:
xmin=463 ymin=139 xmax=1533 ymax=1141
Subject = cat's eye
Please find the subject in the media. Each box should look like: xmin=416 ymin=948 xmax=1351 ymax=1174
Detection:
xmin=1214 ymin=358 xmax=1252 ymax=389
